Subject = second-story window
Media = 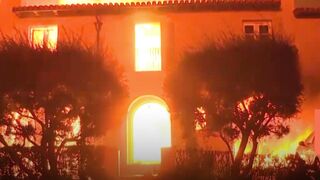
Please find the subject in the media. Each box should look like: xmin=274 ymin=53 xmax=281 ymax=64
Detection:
xmin=243 ymin=21 xmax=272 ymax=38
xmin=29 ymin=25 xmax=58 ymax=50
xmin=135 ymin=23 xmax=161 ymax=72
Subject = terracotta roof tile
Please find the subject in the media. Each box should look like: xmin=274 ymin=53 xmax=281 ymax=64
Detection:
xmin=13 ymin=0 xmax=281 ymax=18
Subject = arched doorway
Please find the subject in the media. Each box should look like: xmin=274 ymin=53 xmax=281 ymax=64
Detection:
xmin=127 ymin=95 xmax=171 ymax=165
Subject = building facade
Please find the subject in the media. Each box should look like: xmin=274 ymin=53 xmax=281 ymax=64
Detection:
xmin=0 ymin=0 xmax=320 ymax=176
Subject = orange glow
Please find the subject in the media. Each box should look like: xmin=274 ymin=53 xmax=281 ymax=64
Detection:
xmin=315 ymin=110 xmax=320 ymax=156
xmin=132 ymin=102 xmax=171 ymax=164
xmin=233 ymin=128 xmax=313 ymax=162
xmin=30 ymin=25 xmax=58 ymax=50
xmin=233 ymin=139 xmax=253 ymax=156
xmin=271 ymin=128 xmax=312 ymax=157
xmin=71 ymin=117 xmax=80 ymax=136
xmin=135 ymin=23 xmax=161 ymax=72
xmin=195 ymin=107 xmax=206 ymax=131
xmin=59 ymin=0 xmax=158 ymax=4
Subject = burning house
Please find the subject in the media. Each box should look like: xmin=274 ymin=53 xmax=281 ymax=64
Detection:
xmin=0 ymin=0 xmax=320 ymax=177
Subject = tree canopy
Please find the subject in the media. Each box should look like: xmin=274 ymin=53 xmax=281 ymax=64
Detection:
xmin=164 ymin=36 xmax=303 ymax=176
xmin=0 ymin=37 xmax=128 ymax=178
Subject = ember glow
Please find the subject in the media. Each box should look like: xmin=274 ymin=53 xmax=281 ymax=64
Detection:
xmin=132 ymin=102 xmax=171 ymax=164
xmin=71 ymin=117 xmax=81 ymax=136
xmin=195 ymin=106 xmax=206 ymax=131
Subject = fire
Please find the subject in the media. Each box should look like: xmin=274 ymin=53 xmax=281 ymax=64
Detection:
xmin=1 ymin=110 xmax=81 ymax=147
xmin=195 ymin=106 xmax=206 ymax=131
xmin=233 ymin=139 xmax=253 ymax=156
xmin=71 ymin=117 xmax=80 ymax=136
xmin=271 ymin=128 xmax=312 ymax=157
xmin=232 ymin=128 xmax=313 ymax=165
xmin=2 ymin=111 xmax=36 ymax=147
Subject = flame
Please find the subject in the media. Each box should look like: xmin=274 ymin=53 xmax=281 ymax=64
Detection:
xmin=232 ymin=128 xmax=313 ymax=166
xmin=71 ymin=117 xmax=81 ymax=136
xmin=195 ymin=106 xmax=207 ymax=131
xmin=233 ymin=139 xmax=253 ymax=156
xmin=271 ymin=128 xmax=312 ymax=157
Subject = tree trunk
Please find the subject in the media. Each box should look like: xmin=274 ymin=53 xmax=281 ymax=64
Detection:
xmin=48 ymin=129 xmax=58 ymax=178
xmin=45 ymin=108 xmax=59 ymax=178
xmin=40 ymin=134 xmax=49 ymax=177
xmin=78 ymin=115 xmax=86 ymax=180
xmin=247 ymin=137 xmax=258 ymax=171
xmin=231 ymin=133 xmax=249 ymax=176
xmin=219 ymin=131 xmax=234 ymax=163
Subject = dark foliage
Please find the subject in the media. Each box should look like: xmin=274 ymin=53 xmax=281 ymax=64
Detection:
xmin=0 ymin=36 xmax=128 ymax=178
xmin=164 ymin=35 xmax=303 ymax=176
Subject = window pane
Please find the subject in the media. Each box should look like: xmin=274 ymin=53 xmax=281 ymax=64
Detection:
xmin=244 ymin=25 xmax=254 ymax=34
xmin=32 ymin=29 xmax=45 ymax=47
xmin=46 ymin=27 xmax=58 ymax=49
xmin=259 ymin=25 xmax=269 ymax=34
xmin=30 ymin=26 xmax=58 ymax=50
xmin=135 ymin=23 xmax=161 ymax=72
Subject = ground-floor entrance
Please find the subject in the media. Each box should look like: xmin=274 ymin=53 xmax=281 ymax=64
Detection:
xmin=127 ymin=95 xmax=171 ymax=167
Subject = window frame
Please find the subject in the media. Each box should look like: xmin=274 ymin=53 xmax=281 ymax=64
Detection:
xmin=134 ymin=22 xmax=162 ymax=72
xmin=243 ymin=20 xmax=272 ymax=38
xmin=29 ymin=25 xmax=58 ymax=50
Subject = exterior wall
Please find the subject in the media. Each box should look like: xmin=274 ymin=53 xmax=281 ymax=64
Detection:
xmin=0 ymin=0 xmax=20 ymax=35
xmin=295 ymin=0 xmax=320 ymax=7
xmin=1 ymin=0 xmax=320 ymax=173
xmin=282 ymin=0 xmax=320 ymax=133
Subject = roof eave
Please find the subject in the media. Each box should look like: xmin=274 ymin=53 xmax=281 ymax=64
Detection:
xmin=294 ymin=8 xmax=320 ymax=18
xmin=12 ymin=0 xmax=281 ymax=18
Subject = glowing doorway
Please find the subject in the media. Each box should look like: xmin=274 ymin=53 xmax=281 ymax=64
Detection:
xmin=127 ymin=96 xmax=171 ymax=165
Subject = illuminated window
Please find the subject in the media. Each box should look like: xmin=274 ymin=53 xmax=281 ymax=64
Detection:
xmin=30 ymin=25 xmax=58 ymax=49
xmin=135 ymin=23 xmax=161 ymax=72
xmin=243 ymin=21 xmax=272 ymax=38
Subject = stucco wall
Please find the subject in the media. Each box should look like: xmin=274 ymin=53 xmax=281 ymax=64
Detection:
xmin=0 ymin=0 xmax=320 ymax=169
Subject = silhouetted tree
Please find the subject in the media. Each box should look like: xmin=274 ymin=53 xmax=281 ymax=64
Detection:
xmin=164 ymin=35 xmax=302 ymax=176
xmin=0 ymin=36 xmax=127 ymax=178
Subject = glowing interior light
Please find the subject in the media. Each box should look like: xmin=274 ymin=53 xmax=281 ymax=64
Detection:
xmin=135 ymin=23 xmax=161 ymax=72
xmin=132 ymin=103 xmax=171 ymax=164
xmin=30 ymin=26 xmax=58 ymax=50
